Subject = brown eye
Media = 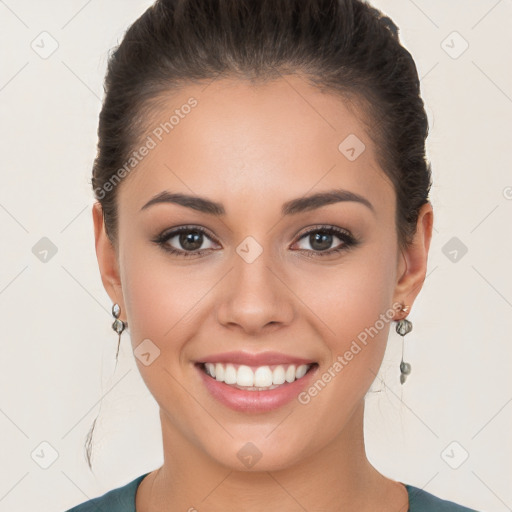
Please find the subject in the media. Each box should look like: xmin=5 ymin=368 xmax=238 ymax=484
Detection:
xmin=307 ymin=231 xmax=336 ymax=251
xmin=292 ymin=226 xmax=357 ymax=257
xmin=178 ymin=230 xmax=204 ymax=251
xmin=153 ymin=226 xmax=219 ymax=257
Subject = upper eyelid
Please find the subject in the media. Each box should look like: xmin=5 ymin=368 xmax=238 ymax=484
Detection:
xmin=296 ymin=225 xmax=352 ymax=237
xmin=160 ymin=225 xmax=219 ymax=241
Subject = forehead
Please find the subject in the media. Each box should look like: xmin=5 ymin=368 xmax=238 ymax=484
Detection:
xmin=119 ymin=75 xmax=394 ymax=215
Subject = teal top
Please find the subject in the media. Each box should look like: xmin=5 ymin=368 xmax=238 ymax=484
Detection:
xmin=64 ymin=472 xmax=480 ymax=511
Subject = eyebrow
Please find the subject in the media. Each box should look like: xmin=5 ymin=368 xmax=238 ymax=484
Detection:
xmin=140 ymin=188 xmax=375 ymax=216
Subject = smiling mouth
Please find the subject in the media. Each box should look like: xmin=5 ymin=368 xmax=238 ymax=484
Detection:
xmin=197 ymin=362 xmax=318 ymax=391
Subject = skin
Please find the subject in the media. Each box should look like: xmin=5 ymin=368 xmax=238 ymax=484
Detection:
xmin=93 ymin=74 xmax=433 ymax=511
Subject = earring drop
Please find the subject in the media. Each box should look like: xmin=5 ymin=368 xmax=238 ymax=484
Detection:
xmin=396 ymin=304 xmax=412 ymax=385
xmin=111 ymin=303 xmax=128 ymax=359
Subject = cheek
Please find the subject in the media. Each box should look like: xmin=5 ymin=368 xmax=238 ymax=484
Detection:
xmin=118 ymin=248 xmax=205 ymax=410
xmin=281 ymin=251 xmax=398 ymax=449
xmin=119 ymin=243 xmax=207 ymax=343
xmin=291 ymin=240 xmax=398 ymax=348
xmin=284 ymin=240 xmax=399 ymax=418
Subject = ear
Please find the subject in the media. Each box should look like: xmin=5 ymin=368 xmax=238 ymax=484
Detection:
xmin=392 ymin=202 xmax=434 ymax=314
xmin=92 ymin=202 xmax=127 ymax=321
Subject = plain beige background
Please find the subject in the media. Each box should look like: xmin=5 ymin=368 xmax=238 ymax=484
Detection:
xmin=0 ymin=1 xmax=511 ymax=511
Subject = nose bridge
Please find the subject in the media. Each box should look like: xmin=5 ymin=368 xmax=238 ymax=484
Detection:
xmin=235 ymin=236 xmax=275 ymax=295
xmin=215 ymin=234 xmax=294 ymax=332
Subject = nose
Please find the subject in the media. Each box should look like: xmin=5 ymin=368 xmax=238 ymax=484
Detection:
xmin=215 ymin=245 xmax=295 ymax=335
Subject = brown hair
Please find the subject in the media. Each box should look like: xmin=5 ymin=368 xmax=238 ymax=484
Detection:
xmin=86 ymin=0 xmax=432 ymax=469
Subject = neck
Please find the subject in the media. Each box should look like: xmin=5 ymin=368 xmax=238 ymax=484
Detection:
xmin=138 ymin=400 xmax=408 ymax=512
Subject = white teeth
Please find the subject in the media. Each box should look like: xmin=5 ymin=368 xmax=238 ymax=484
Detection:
xmin=205 ymin=363 xmax=215 ymax=378
xmin=285 ymin=365 xmax=296 ymax=383
xmin=203 ymin=362 xmax=312 ymax=388
xmin=237 ymin=365 xmax=254 ymax=386
xmin=215 ymin=363 xmax=224 ymax=382
xmin=272 ymin=365 xmax=286 ymax=385
xmin=296 ymin=364 xmax=308 ymax=379
xmin=254 ymin=366 xmax=273 ymax=387
xmin=224 ymin=363 xmax=237 ymax=384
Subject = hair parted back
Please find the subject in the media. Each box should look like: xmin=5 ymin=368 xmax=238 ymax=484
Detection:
xmin=86 ymin=0 xmax=431 ymax=468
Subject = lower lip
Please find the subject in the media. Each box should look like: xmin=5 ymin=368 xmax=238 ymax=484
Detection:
xmin=196 ymin=364 xmax=319 ymax=413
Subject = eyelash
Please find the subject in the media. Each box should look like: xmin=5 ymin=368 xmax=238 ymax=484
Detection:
xmin=152 ymin=224 xmax=359 ymax=258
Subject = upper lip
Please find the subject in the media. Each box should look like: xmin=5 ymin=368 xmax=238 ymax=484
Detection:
xmin=197 ymin=351 xmax=316 ymax=366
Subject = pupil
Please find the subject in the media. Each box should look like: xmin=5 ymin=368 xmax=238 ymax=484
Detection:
xmin=180 ymin=231 xmax=202 ymax=250
xmin=311 ymin=232 xmax=332 ymax=251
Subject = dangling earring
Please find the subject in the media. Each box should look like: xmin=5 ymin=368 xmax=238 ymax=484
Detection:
xmin=111 ymin=303 xmax=128 ymax=359
xmin=395 ymin=304 xmax=412 ymax=385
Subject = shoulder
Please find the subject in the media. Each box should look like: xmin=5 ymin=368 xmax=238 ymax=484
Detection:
xmin=63 ymin=473 xmax=149 ymax=512
xmin=405 ymin=484 xmax=481 ymax=511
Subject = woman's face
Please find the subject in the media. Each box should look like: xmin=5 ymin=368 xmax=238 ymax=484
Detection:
xmin=94 ymin=75 xmax=432 ymax=471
